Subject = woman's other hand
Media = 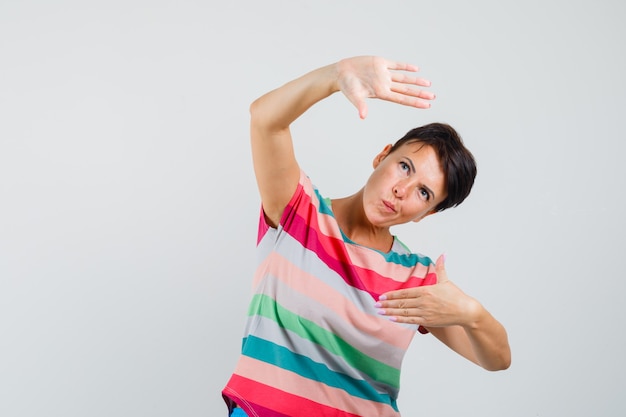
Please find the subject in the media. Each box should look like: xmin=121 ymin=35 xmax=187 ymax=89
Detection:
xmin=375 ymin=254 xmax=479 ymax=328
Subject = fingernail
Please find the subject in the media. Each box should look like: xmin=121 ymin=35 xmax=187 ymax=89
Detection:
xmin=377 ymin=309 xmax=386 ymax=315
xmin=378 ymin=295 xmax=387 ymax=301
xmin=388 ymin=316 xmax=397 ymax=322
xmin=374 ymin=302 xmax=382 ymax=308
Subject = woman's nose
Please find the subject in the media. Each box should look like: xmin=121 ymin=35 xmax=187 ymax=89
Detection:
xmin=393 ymin=184 xmax=406 ymax=198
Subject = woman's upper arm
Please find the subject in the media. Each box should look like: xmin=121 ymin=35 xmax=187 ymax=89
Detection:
xmin=427 ymin=326 xmax=480 ymax=366
xmin=249 ymin=101 xmax=301 ymax=227
xmin=247 ymin=64 xmax=339 ymax=227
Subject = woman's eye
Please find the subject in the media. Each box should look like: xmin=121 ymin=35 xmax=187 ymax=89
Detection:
xmin=419 ymin=188 xmax=430 ymax=201
xmin=399 ymin=162 xmax=409 ymax=172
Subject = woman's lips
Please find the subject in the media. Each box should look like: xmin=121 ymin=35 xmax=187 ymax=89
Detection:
xmin=382 ymin=200 xmax=396 ymax=213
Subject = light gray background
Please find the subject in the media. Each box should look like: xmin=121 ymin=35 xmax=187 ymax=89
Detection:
xmin=1 ymin=1 xmax=624 ymax=416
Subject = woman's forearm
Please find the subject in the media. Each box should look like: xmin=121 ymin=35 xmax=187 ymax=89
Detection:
xmin=250 ymin=63 xmax=339 ymax=133
xmin=463 ymin=303 xmax=511 ymax=371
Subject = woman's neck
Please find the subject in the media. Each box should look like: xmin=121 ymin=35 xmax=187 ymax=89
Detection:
xmin=331 ymin=190 xmax=394 ymax=253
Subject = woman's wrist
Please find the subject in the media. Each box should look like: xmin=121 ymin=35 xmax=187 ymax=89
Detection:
xmin=461 ymin=297 xmax=485 ymax=330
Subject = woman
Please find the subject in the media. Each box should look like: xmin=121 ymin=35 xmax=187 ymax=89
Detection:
xmin=222 ymin=56 xmax=511 ymax=417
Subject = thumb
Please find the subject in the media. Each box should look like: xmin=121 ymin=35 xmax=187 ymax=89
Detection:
xmin=356 ymin=99 xmax=368 ymax=119
xmin=435 ymin=253 xmax=448 ymax=283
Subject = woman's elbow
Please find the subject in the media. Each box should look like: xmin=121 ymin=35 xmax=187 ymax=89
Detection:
xmin=484 ymin=351 xmax=511 ymax=371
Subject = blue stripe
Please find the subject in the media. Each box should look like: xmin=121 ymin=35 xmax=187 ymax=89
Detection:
xmin=230 ymin=407 xmax=248 ymax=417
xmin=242 ymin=335 xmax=399 ymax=410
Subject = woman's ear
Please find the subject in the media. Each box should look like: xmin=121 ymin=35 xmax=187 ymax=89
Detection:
xmin=372 ymin=144 xmax=393 ymax=168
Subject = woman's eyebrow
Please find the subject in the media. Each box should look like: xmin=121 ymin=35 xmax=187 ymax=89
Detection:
xmin=404 ymin=157 xmax=416 ymax=173
xmin=423 ymin=185 xmax=435 ymax=200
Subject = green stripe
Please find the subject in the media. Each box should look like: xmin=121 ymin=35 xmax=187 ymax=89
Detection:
xmin=242 ymin=335 xmax=399 ymax=409
xmin=248 ymin=294 xmax=400 ymax=388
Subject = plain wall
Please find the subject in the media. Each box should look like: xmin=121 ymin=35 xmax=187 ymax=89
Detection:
xmin=1 ymin=1 xmax=625 ymax=416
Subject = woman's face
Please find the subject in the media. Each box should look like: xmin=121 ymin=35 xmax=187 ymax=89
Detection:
xmin=362 ymin=142 xmax=447 ymax=228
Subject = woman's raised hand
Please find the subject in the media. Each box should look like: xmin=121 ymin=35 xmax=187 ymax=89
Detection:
xmin=335 ymin=56 xmax=435 ymax=119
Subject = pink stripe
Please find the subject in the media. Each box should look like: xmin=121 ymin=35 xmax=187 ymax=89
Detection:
xmin=287 ymin=208 xmax=436 ymax=297
xmin=309 ymin=199 xmax=433 ymax=286
xmin=264 ymin=251 xmax=414 ymax=350
xmin=346 ymin=242 xmax=433 ymax=282
xmin=257 ymin=205 xmax=271 ymax=245
xmin=225 ymin=375 xmax=361 ymax=417
xmin=350 ymin=261 xmax=437 ymax=296
xmin=232 ymin=356 xmax=399 ymax=417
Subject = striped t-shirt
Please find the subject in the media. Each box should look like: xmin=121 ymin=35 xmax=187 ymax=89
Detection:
xmin=222 ymin=170 xmax=437 ymax=417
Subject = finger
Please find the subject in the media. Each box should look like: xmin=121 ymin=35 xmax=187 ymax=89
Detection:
xmin=377 ymin=307 xmax=424 ymax=325
xmin=378 ymin=306 xmax=416 ymax=317
xmin=386 ymin=60 xmax=420 ymax=73
xmin=357 ymin=99 xmax=368 ymax=119
xmin=377 ymin=298 xmax=416 ymax=309
xmin=391 ymin=72 xmax=431 ymax=88
xmin=380 ymin=90 xmax=432 ymax=109
xmin=390 ymin=83 xmax=436 ymax=101
xmin=378 ymin=288 xmax=412 ymax=302
xmin=345 ymin=94 xmax=369 ymax=119
xmin=435 ymin=253 xmax=448 ymax=283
